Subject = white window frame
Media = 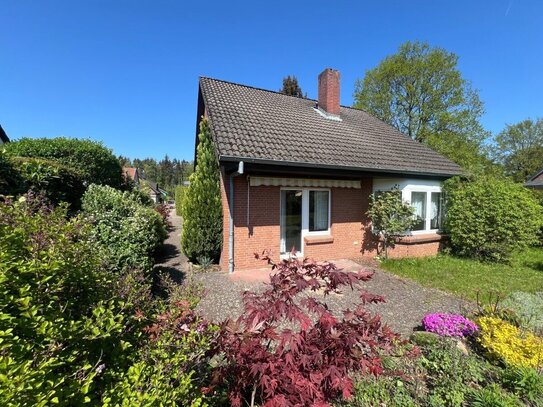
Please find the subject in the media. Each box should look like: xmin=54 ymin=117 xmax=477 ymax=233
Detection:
xmin=372 ymin=178 xmax=443 ymax=235
xmin=280 ymin=188 xmax=331 ymax=257
xmin=405 ymin=187 xmax=443 ymax=235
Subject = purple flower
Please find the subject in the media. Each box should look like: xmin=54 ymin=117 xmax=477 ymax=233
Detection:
xmin=422 ymin=313 xmax=478 ymax=337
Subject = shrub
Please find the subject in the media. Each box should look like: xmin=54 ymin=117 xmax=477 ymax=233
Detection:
xmin=443 ymin=176 xmax=543 ymax=262
xmin=154 ymin=202 xmax=172 ymax=228
xmin=0 ymin=194 xmax=144 ymax=405
xmin=422 ymin=313 xmax=478 ymax=337
xmin=5 ymin=137 xmax=123 ymax=188
xmin=175 ymin=184 xmax=186 ymax=216
xmin=501 ymin=291 xmax=543 ymax=334
xmin=181 ymin=118 xmax=222 ymax=262
xmin=103 ymin=300 xmax=217 ymax=407
xmin=82 ymin=184 xmax=167 ymax=273
xmin=212 ymin=253 xmax=399 ymax=406
xmin=477 ymin=316 xmax=543 ymax=369
xmin=367 ymin=186 xmax=416 ymax=258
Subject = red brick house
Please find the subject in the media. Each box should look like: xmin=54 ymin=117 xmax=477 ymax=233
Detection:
xmin=195 ymin=68 xmax=463 ymax=272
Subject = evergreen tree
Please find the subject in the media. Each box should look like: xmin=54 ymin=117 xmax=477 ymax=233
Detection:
xmin=280 ymin=75 xmax=304 ymax=98
xmin=181 ymin=118 xmax=222 ymax=262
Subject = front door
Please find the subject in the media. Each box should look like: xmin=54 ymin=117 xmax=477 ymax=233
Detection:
xmin=280 ymin=189 xmax=302 ymax=255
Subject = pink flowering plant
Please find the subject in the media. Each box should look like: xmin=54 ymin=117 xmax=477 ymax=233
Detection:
xmin=422 ymin=313 xmax=478 ymax=337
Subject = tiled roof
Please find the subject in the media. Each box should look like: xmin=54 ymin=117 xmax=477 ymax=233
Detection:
xmin=199 ymin=77 xmax=463 ymax=177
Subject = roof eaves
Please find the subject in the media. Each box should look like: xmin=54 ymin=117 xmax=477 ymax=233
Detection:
xmin=218 ymin=155 xmax=463 ymax=179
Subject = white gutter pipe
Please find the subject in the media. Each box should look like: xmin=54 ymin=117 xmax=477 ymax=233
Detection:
xmin=228 ymin=161 xmax=244 ymax=273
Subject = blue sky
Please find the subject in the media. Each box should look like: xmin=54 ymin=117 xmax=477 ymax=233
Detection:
xmin=1 ymin=1 xmax=541 ymax=160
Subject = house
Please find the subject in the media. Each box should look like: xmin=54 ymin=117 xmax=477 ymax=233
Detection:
xmin=525 ymin=168 xmax=543 ymax=190
xmin=0 ymin=125 xmax=10 ymax=144
xmin=148 ymin=181 xmax=167 ymax=203
xmin=123 ymin=167 xmax=142 ymax=185
xmin=195 ymin=68 xmax=463 ymax=272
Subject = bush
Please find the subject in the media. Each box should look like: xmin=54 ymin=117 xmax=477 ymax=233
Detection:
xmin=501 ymin=291 xmax=543 ymax=334
xmin=5 ymin=137 xmax=123 ymax=188
xmin=181 ymin=118 xmax=222 ymax=262
xmin=175 ymin=184 xmax=186 ymax=216
xmin=0 ymin=194 xmax=145 ymax=405
xmin=103 ymin=299 xmax=217 ymax=407
xmin=212 ymin=253 xmax=399 ymax=406
xmin=367 ymin=186 xmax=416 ymax=258
xmin=422 ymin=313 xmax=478 ymax=337
xmin=444 ymin=176 xmax=543 ymax=262
xmin=82 ymin=184 xmax=167 ymax=273
xmin=477 ymin=316 xmax=543 ymax=369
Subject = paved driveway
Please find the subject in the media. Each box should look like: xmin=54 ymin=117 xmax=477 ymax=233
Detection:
xmin=193 ymin=259 xmax=471 ymax=336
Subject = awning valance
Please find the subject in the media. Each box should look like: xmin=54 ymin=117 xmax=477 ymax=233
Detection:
xmin=249 ymin=176 xmax=361 ymax=189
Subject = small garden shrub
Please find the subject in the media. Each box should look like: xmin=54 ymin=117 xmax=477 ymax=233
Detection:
xmin=181 ymin=118 xmax=222 ymax=262
xmin=82 ymin=184 xmax=167 ymax=273
xmin=367 ymin=186 xmax=416 ymax=258
xmin=467 ymin=383 xmax=523 ymax=407
xmin=154 ymin=202 xmax=172 ymax=228
xmin=5 ymin=137 xmax=123 ymax=188
xmin=501 ymin=291 xmax=543 ymax=334
xmin=212 ymin=252 xmax=400 ymax=406
xmin=422 ymin=313 xmax=478 ymax=337
xmin=477 ymin=316 xmax=543 ymax=369
xmin=443 ymin=176 xmax=543 ymax=262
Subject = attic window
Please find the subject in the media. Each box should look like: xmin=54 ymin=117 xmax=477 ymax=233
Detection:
xmin=313 ymin=107 xmax=342 ymax=122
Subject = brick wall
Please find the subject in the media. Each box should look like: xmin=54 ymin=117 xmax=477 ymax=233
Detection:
xmin=219 ymin=170 xmax=442 ymax=271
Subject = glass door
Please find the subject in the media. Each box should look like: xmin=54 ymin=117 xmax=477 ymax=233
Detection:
xmin=280 ymin=190 xmax=302 ymax=255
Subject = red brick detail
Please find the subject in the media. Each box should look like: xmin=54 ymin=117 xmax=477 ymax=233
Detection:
xmin=318 ymin=68 xmax=341 ymax=116
xmin=219 ymin=172 xmax=444 ymax=271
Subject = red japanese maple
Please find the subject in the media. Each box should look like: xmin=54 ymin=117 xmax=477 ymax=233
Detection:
xmin=213 ymin=251 xmax=399 ymax=407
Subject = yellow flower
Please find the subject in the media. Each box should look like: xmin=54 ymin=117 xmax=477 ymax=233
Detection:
xmin=477 ymin=316 xmax=543 ymax=369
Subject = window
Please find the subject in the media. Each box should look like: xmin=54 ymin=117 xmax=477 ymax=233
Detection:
xmin=411 ymin=192 xmax=427 ymax=231
xmin=408 ymin=190 xmax=442 ymax=232
xmin=280 ymin=188 xmax=331 ymax=255
xmin=309 ymin=190 xmax=329 ymax=232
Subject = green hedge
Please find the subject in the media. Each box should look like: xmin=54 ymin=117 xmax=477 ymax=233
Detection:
xmin=82 ymin=184 xmax=167 ymax=273
xmin=444 ymin=176 xmax=543 ymax=262
xmin=5 ymin=137 xmax=123 ymax=188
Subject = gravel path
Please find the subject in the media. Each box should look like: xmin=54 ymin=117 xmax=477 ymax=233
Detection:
xmin=194 ymin=260 xmax=472 ymax=336
xmin=153 ymin=207 xmax=190 ymax=287
xmin=157 ymin=212 xmax=471 ymax=335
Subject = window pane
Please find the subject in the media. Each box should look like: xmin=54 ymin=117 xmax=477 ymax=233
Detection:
xmin=281 ymin=190 xmax=302 ymax=253
xmin=431 ymin=192 xmax=442 ymax=230
xmin=309 ymin=191 xmax=329 ymax=232
xmin=411 ymin=192 xmax=427 ymax=231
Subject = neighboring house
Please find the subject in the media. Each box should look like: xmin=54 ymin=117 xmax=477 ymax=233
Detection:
xmin=524 ymin=168 xmax=543 ymax=190
xmin=196 ymin=68 xmax=463 ymax=272
xmin=0 ymin=125 xmax=10 ymax=144
xmin=123 ymin=167 xmax=142 ymax=185
xmin=148 ymin=181 xmax=164 ymax=203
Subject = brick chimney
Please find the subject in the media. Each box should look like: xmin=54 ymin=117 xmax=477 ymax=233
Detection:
xmin=318 ymin=68 xmax=340 ymax=116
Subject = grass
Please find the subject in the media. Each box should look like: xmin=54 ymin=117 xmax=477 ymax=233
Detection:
xmin=381 ymin=247 xmax=543 ymax=301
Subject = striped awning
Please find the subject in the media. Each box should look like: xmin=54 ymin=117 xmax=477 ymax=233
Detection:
xmin=249 ymin=176 xmax=361 ymax=189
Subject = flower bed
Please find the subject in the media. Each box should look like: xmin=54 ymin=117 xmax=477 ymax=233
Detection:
xmin=422 ymin=313 xmax=478 ymax=337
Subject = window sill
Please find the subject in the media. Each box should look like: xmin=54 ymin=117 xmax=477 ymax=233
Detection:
xmin=395 ymin=233 xmax=447 ymax=245
xmin=304 ymin=235 xmax=334 ymax=245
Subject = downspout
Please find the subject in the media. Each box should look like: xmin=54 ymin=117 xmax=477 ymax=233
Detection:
xmin=228 ymin=161 xmax=244 ymax=273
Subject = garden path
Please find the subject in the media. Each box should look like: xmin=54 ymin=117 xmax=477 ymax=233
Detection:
xmin=153 ymin=206 xmax=190 ymax=286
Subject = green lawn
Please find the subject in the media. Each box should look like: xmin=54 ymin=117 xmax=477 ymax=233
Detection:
xmin=381 ymin=247 xmax=543 ymax=301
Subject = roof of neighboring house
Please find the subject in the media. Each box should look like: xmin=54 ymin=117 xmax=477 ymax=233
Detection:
xmin=198 ymin=77 xmax=463 ymax=178
xmin=0 ymin=125 xmax=10 ymax=144
xmin=524 ymin=167 xmax=543 ymax=189
xmin=148 ymin=181 xmax=160 ymax=194
xmin=123 ymin=167 xmax=140 ymax=180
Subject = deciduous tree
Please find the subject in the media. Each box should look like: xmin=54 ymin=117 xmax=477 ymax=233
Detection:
xmin=354 ymin=41 xmax=491 ymax=173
